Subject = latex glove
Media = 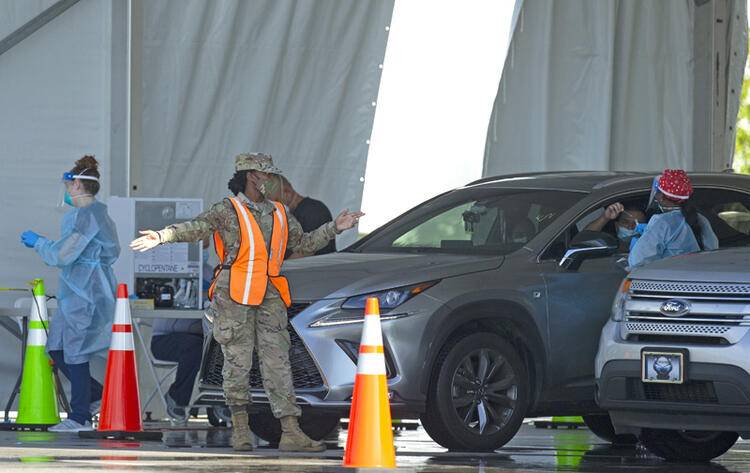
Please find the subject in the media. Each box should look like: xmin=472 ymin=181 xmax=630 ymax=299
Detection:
xmin=21 ymin=230 xmax=41 ymax=248
xmin=334 ymin=209 xmax=365 ymax=233
xmin=130 ymin=230 xmax=162 ymax=252
xmin=634 ymin=223 xmax=648 ymax=235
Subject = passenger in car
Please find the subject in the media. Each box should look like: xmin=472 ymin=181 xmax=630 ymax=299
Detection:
xmin=584 ymin=202 xmax=646 ymax=252
xmin=629 ymin=169 xmax=719 ymax=269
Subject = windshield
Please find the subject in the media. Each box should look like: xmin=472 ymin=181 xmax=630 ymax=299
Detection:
xmin=350 ymin=188 xmax=586 ymax=255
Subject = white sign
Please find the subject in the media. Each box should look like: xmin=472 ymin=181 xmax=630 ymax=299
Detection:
xmin=134 ymin=243 xmax=190 ymax=274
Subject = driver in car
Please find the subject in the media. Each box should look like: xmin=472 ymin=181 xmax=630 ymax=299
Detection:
xmin=584 ymin=203 xmax=647 ymax=252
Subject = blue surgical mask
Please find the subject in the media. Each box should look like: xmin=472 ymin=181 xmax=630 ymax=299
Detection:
xmin=617 ymin=225 xmax=636 ymax=240
xmin=63 ymin=191 xmax=74 ymax=207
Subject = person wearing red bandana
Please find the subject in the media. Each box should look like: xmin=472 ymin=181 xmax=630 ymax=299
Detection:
xmin=628 ymin=169 xmax=718 ymax=268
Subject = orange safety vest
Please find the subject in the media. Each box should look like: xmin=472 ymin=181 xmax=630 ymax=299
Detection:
xmin=208 ymin=197 xmax=292 ymax=307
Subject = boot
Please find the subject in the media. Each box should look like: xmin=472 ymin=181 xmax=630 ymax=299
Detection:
xmin=279 ymin=416 xmax=326 ymax=452
xmin=230 ymin=409 xmax=253 ymax=451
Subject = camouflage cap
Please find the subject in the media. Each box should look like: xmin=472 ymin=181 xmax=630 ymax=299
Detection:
xmin=234 ymin=152 xmax=283 ymax=174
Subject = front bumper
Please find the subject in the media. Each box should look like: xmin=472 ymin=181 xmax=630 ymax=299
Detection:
xmin=196 ymin=295 xmax=440 ymax=417
xmin=595 ymin=320 xmax=750 ymax=436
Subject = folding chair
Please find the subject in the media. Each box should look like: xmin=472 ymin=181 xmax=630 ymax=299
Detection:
xmin=131 ymin=317 xmax=183 ymax=422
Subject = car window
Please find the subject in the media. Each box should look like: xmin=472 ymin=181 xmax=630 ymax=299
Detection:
xmin=692 ymin=188 xmax=750 ymax=248
xmin=541 ymin=193 xmax=650 ymax=260
xmin=355 ymin=190 xmax=585 ymax=255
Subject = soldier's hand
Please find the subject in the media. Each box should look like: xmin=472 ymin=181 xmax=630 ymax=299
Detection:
xmin=130 ymin=230 xmax=161 ymax=252
xmin=335 ymin=209 xmax=365 ymax=232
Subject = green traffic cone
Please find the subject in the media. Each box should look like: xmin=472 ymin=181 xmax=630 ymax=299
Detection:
xmin=15 ymin=279 xmax=60 ymax=427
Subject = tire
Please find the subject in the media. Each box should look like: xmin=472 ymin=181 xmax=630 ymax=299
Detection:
xmin=420 ymin=332 xmax=529 ymax=452
xmin=582 ymin=414 xmax=637 ymax=445
xmin=639 ymin=429 xmax=738 ymax=462
xmin=249 ymin=410 xmax=341 ymax=446
xmin=207 ymin=406 xmax=231 ymax=427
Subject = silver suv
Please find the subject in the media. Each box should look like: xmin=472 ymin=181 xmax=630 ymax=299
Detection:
xmin=597 ymin=247 xmax=750 ymax=462
xmin=197 ymin=171 xmax=750 ymax=451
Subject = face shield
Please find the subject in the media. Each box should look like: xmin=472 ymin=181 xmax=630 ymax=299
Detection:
xmin=57 ymin=171 xmax=98 ymax=209
xmin=646 ymin=175 xmax=661 ymax=212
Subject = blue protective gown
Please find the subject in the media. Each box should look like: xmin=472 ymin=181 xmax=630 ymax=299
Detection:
xmin=628 ymin=210 xmax=718 ymax=269
xmin=33 ymin=201 xmax=120 ymax=364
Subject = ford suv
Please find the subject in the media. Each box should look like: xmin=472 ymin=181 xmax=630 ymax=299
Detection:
xmin=597 ymin=247 xmax=750 ymax=462
xmin=197 ymin=171 xmax=750 ymax=451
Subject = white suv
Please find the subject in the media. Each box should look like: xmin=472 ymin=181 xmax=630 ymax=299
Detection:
xmin=596 ymin=247 xmax=750 ymax=462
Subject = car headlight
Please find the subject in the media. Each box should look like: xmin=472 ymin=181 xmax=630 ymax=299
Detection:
xmin=310 ymin=281 xmax=439 ymax=327
xmin=611 ymin=278 xmax=631 ymax=322
xmin=341 ymin=281 xmax=439 ymax=310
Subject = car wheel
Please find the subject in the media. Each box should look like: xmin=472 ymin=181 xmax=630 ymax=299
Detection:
xmin=249 ymin=410 xmax=341 ymax=446
xmin=639 ymin=429 xmax=738 ymax=462
xmin=420 ymin=332 xmax=529 ymax=451
xmin=207 ymin=406 xmax=231 ymax=427
xmin=582 ymin=414 xmax=637 ymax=445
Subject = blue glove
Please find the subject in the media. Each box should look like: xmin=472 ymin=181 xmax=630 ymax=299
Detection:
xmin=21 ymin=230 xmax=41 ymax=248
xmin=634 ymin=223 xmax=648 ymax=235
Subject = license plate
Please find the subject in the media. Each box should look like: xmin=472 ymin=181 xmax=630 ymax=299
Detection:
xmin=641 ymin=350 xmax=685 ymax=384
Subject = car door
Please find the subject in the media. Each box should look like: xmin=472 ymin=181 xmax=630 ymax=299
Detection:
xmin=536 ymin=197 xmax=645 ymax=395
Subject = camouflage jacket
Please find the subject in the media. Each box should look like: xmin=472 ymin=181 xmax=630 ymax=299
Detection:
xmin=160 ymin=193 xmax=338 ymax=296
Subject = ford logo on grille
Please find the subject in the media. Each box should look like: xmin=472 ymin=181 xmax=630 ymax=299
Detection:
xmin=659 ymin=299 xmax=691 ymax=317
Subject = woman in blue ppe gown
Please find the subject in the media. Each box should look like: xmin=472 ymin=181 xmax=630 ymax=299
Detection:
xmin=20 ymin=155 xmax=120 ymax=432
xmin=629 ymin=169 xmax=718 ymax=269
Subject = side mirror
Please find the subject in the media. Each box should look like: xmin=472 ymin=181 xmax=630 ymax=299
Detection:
xmin=559 ymin=231 xmax=619 ymax=271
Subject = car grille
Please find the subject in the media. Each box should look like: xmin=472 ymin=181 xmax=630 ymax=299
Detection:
xmin=626 ymin=322 xmax=731 ymax=336
xmin=201 ymin=303 xmax=325 ymax=390
xmin=630 ymin=380 xmax=719 ymax=404
xmin=625 ymin=279 xmax=750 ymax=329
xmin=630 ymin=281 xmax=750 ymax=296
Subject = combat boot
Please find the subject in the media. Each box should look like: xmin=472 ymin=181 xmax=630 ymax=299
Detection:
xmin=278 ymin=415 xmax=326 ymax=452
xmin=230 ymin=409 xmax=253 ymax=451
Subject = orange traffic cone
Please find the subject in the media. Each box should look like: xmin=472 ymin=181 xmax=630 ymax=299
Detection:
xmin=343 ymin=298 xmax=396 ymax=468
xmin=79 ymin=284 xmax=161 ymax=441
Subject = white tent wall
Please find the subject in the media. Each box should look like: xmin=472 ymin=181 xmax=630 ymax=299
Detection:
xmin=0 ymin=0 xmax=393 ymax=417
xmin=483 ymin=0 xmax=748 ymax=176
xmin=132 ymin=0 xmax=394 ymax=250
xmin=0 ymin=0 xmax=58 ymax=40
xmin=0 ymin=0 xmax=113 ymax=415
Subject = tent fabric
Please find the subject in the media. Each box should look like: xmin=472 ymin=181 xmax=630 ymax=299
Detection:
xmin=136 ymin=0 xmax=394 ymax=249
xmin=0 ymin=0 xmax=58 ymax=42
xmin=483 ymin=0 xmax=747 ymax=176
xmin=0 ymin=0 xmax=113 ymax=418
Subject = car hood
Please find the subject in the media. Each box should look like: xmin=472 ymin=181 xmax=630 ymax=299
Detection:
xmin=631 ymin=248 xmax=750 ymax=283
xmin=282 ymin=251 xmax=504 ymax=301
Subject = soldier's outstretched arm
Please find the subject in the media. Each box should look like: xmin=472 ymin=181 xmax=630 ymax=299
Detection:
xmin=286 ymin=208 xmax=364 ymax=255
xmin=130 ymin=201 xmax=227 ymax=252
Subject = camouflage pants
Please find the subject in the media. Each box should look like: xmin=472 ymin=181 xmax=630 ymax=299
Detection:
xmin=211 ymin=287 xmax=301 ymax=418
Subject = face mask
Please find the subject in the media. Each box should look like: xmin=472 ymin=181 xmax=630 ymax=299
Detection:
xmin=63 ymin=191 xmax=74 ymax=207
xmin=258 ymin=177 xmax=279 ymax=199
xmin=616 ymin=225 xmax=636 ymax=240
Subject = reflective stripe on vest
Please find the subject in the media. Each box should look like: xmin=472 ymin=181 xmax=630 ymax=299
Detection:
xmin=208 ymin=198 xmax=291 ymax=307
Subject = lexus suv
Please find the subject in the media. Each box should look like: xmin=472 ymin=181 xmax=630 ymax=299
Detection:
xmin=596 ymin=247 xmax=750 ymax=462
xmin=196 ymin=171 xmax=750 ymax=451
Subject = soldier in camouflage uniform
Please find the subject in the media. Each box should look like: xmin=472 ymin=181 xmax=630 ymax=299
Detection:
xmin=130 ymin=153 xmax=363 ymax=452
